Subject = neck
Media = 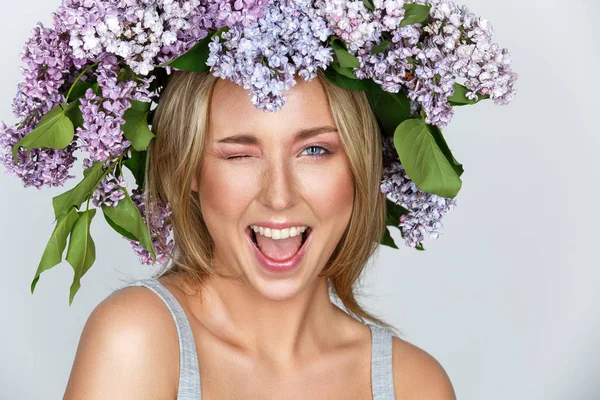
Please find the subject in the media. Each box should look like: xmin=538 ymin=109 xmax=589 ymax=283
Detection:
xmin=191 ymin=269 xmax=340 ymax=366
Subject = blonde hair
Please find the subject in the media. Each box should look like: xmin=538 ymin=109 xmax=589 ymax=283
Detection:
xmin=145 ymin=69 xmax=400 ymax=337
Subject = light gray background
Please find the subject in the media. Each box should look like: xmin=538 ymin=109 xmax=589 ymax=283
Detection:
xmin=1 ymin=1 xmax=598 ymax=399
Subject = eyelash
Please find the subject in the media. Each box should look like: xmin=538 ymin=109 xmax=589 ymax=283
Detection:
xmin=227 ymin=145 xmax=332 ymax=161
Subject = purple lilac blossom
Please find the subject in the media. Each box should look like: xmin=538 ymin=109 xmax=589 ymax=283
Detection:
xmin=129 ymin=187 xmax=175 ymax=265
xmin=76 ymin=54 xmax=154 ymax=163
xmin=0 ymin=23 xmax=78 ymax=189
xmin=90 ymin=171 xmax=127 ymax=208
xmin=206 ymin=0 xmax=334 ymax=112
xmin=380 ymin=136 xmax=456 ymax=247
xmin=341 ymin=0 xmax=519 ymax=127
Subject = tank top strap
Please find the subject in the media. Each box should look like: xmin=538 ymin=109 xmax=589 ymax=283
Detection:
xmin=112 ymin=278 xmax=202 ymax=400
xmin=368 ymin=323 xmax=396 ymax=399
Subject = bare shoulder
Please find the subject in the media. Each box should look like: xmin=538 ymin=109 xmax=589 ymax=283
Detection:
xmin=391 ymin=336 xmax=457 ymax=400
xmin=63 ymin=284 xmax=179 ymax=400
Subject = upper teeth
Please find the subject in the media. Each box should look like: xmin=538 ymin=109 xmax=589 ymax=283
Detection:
xmin=251 ymin=225 xmax=308 ymax=240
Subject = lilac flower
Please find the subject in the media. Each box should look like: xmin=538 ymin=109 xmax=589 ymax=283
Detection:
xmin=350 ymin=0 xmax=517 ymax=127
xmin=90 ymin=171 xmax=127 ymax=208
xmin=315 ymin=0 xmax=405 ymax=53
xmin=76 ymin=55 xmax=154 ymax=162
xmin=0 ymin=23 xmax=79 ymax=189
xmin=0 ymin=121 xmax=77 ymax=189
xmin=380 ymin=136 xmax=456 ymax=247
xmin=200 ymin=0 xmax=268 ymax=28
xmin=128 ymin=188 xmax=174 ymax=266
xmin=206 ymin=0 xmax=334 ymax=112
xmin=53 ymin=0 xmax=267 ymax=76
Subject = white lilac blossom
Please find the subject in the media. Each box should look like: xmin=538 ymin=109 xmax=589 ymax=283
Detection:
xmin=380 ymin=136 xmax=456 ymax=247
xmin=53 ymin=0 xmax=268 ymax=76
xmin=129 ymin=188 xmax=175 ymax=266
xmin=206 ymin=0 xmax=335 ymax=112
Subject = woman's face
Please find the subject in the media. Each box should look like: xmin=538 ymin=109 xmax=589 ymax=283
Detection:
xmin=192 ymin=76 xmax=354 ymax=300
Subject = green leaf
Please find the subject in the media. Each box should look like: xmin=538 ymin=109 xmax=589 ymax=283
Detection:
xmin=365 ymin=82 xmax=411 ymax=137
xmin=117 ymin=66 xmax=134 ymax=83
xmin=165 ymin=27 xmax=229 ymax=72
xmin=415 ymin=242 xmax=425 ymax=251
xmin=331 ymin=63 xmax=359 ymax=79
xmin=122 ymin=100 xmax=155 ymax=151
xmin=53 ymin=161 xmax=106 ymax=219
xmin=91 ymin=82 xmax=101 ymax=96
xmin=385 ymin=197 xmax=410 ymax=226
xmin=380 ymin=226 xmax=399 ymax=249
xmin=64 ymin=100 xmax=84 ymax=129
xmin=393 ymin=118 xmax=462 ymax=198
xmin=12 ymin=103 xmax=75 ymax=165
xmin=124 ymin=149 xmax=147 ymax=188
xmin=322 ymin=66 xmax=371 ymax=91
xmin=370 ymin=41 xmax=391 ymax=55
xmin=101 ymin=190 xmax=156 ymax=262
xmin=103 ymin=211 xmax=138 ymax=242
xmin=329 ymin=37 xmax=360 ymax=69
xmin=66 ymin=81 xmax=92 ymax=102
xmin=401 ymin=4 xmax=432 ymax=26
xmin=448 ymin=83 xmax=489 ymax=106
xmin=66 ymin=209 xmax=97 ymax=305
xmin=428 ymin=124 xmax=464 ymax=177
xmin=30 ymin=207 xmax=79 ymax=294
xmin=361 ymin=0 xmax=375 ymax=11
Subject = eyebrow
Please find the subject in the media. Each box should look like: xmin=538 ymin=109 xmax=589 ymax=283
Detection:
xmin=216 ymin=125 xmax=338 ymax=144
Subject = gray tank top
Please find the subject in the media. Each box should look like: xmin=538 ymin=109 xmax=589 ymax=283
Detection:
xmin=112 ymin=278 xmax=396 ymax=399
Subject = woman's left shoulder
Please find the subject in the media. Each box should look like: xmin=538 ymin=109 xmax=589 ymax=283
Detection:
xmin=391 ymin=336 xmax=457 ymax=400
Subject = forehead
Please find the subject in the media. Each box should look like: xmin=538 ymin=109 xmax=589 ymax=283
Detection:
xmin=209 ymin=76 xmax=336 ymax=139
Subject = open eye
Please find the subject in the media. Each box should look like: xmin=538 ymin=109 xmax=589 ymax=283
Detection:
xmin=301 ymin=145 xmax=331 ymax=158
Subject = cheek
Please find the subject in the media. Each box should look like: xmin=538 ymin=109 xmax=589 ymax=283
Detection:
xmin=301 ymin=161 xmax=354 ymax=221
xmin=198 ymin=161 xmax=258 ymax=227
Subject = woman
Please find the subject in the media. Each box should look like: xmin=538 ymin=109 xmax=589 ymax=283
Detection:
xmin=63 ymin=69 xmax=456 ymax=399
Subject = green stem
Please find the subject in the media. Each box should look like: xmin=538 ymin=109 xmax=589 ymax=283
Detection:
xmin=65 ymin=62 xmax=99 ymax=103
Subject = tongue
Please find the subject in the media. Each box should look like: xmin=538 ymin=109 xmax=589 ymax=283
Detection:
xmin=255 ymin=232 xmax=303 ymax=261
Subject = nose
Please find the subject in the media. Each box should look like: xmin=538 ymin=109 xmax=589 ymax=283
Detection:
xmin=257 ymin=154 xmax=297 ymax=211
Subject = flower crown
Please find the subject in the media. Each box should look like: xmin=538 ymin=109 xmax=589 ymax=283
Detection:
xmin=0 ymin=0 xmax=518 ymax=304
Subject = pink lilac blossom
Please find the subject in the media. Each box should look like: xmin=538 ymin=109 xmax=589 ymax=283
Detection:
xmin=206 ymin=0 xmax=334 ymax=112
xmin=380 ymin=136 xmax=456 ymax=247
xmin=128 ymin=187 xmax=175 ymax=266
xmin=0 ymin=23 xmax=78 ymax=189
